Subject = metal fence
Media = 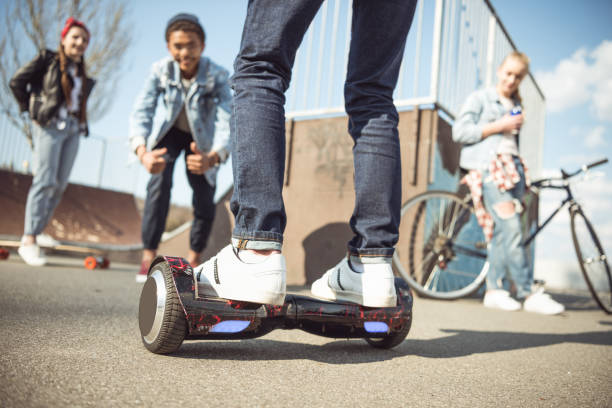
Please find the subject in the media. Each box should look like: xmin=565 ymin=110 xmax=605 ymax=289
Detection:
xmin=0 ymin=115 xmax=139 ymax=193
xmin=285 ymin=0 xmax=546 ymax=176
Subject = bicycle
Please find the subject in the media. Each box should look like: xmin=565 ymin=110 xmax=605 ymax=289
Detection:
xmin=392 ymin=158 xmax=612 ymax=314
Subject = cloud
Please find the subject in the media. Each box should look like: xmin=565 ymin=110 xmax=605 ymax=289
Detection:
xmin=556 ymin=152 xmax=610 ymax=169
xmin=584 ymin=126 xmax=607 ymax=148
xmin=535 ymin=40 xmax=612 ymax=121
xmin=569 ymin=125 xmax=608 ymax=149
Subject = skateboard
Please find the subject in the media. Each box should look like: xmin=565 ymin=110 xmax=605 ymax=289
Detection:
xmin=0 ymin=239 xmax=110 ymax=269
xmin=138 ymin=256 xmax=413 ymax=354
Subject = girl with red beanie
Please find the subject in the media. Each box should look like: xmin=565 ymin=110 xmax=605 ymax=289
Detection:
xmin=10 ymin=17 xmax=96 ymax=266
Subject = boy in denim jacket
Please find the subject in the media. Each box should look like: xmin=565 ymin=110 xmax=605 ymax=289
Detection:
xmin=129 ymin=13 xmax=231 ymax=282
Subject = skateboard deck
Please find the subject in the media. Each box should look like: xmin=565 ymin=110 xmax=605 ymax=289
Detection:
xmin=0 ymin=240 xmax=110 ymax=269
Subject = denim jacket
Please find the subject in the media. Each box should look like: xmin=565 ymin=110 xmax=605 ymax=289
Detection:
xmin=129 ymin=56 xmax=232 ymax=185
xmin=452 ymin=87 xmax=520 ymax=170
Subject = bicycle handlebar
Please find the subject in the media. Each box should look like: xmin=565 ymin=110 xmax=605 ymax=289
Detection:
xmin=586 ymin=157 xmax=609 ymax=170
xmin=562 ymin=157 xmax=608 ymax=179
xmin=531 ymin=157 xmax=608 ymax=188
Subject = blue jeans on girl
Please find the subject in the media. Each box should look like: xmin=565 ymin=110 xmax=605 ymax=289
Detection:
xmin=24 ymin=118 xmax=80 ymax=236
xmin=482 ymin=157 xmax=532 ymax=299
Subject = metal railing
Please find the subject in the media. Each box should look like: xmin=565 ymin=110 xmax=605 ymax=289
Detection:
xmin=0 ymin=115 xmax=139 ymax=193
xmin=284 ymin=0 xmax=546 ymax=176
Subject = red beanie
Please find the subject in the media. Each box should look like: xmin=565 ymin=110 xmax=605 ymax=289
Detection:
xmin=61 ymin=17 xmax=90 ymax=39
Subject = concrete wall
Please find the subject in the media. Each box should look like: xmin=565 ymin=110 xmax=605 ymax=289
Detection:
xmin=280 ymin=108 xmax=452 ymax=285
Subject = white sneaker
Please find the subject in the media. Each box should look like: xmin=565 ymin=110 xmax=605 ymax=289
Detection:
xmin=483 ymin=290 xmax=521 ymax=311
xmin=36 ymin=233 xmax=60 ymax=247
xmin=18 ymin=243 xmax=47 ymax=266
xmin=194 ymin=244 xmax=286 ymax=305
xmin=523 ymin=289 xmax=565 ymax=315
xmin=311 ymin=258 xmax=397 ymax=308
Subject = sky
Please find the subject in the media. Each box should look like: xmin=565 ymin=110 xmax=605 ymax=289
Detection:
xmin=2 ymin=0 xmax=612 ymax=290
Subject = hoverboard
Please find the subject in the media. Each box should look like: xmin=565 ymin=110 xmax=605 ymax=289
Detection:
xmin=138 ymin=256 xmax=413 ymax=354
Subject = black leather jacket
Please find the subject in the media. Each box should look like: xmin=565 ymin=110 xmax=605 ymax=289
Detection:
xmin=9 ymin=49 xmax=95 ymax=135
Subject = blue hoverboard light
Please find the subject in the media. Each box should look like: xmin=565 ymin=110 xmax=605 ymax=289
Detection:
xmin=210 ymin=320 xmax=251 ymax=333
xmin=364 ymin=321 xmax=389 ymax=333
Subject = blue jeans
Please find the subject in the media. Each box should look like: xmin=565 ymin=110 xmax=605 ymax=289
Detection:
xmin=230 ymin=0 xmax=417 ymax=261
xmin=24 ymin=118 xmax=80 ymax=236
xmin=141 ymin=127 xmax=216 ymax=253
xmin=482 ymin=157 xmax=532 ymax=299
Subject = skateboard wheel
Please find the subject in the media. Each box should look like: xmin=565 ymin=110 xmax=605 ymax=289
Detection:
xmin=0 ymin=248 xmax=9 ymax=260
xmin=84 ymin=256 xmax=110 ymax=269
xmin=84 ymin=256 xmax=98 ymax=269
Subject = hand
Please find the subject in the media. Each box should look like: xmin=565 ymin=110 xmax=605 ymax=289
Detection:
xmin=496 ymin=113 xmax=523 ymax=134
xmin=186 ymin=142 xmax=210 ymax=175
xmin=140 ymin=147 xmax=167 ymax=174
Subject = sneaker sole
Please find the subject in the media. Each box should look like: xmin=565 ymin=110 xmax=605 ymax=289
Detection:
xmin=523 ymin=306 xmax=564 ymax=315
xmin=198 ymin=281 xmax=286 ymax=306
xmin=17 ymin=249 xmax=46 ymax=267
xmin=311 ymin=280 xmax=396 ymax=308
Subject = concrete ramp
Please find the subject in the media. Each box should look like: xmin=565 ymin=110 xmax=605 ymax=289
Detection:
xmin=0 ymin=169 xmax=141 ymax=247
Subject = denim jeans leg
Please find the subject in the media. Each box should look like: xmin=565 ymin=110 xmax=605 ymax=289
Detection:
xmin=482 ymin=164 xmax=531 ymax=297
xmin=485 ymin=214 xmax=507 ymax=291
xmin=230 ymin=0 xmax=324 ymax=251
xmin=344 ymin=0 xmax=417 ymax=262
xmin=24 ymin=121 xmax=77 ymax=236
xmin=186 ymin=163 xmax=216 ymax=253
xmin=141 ymin=136 xmax=183 ymax=250
xmin=42 ymin=120 xmax=80 ymax=229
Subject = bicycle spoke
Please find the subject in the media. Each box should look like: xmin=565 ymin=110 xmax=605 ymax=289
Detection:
xmin=395 ymin=191 xmax=489 ymax=299
xmin=424 ymin=266 xmax=441 ymax=292
xmin=411 ymin=251 xmax=436 ymax=279
xmin=445 ymin=202 xmax=460 ymax=238
xmin=438 ymin=199 xmax=444 ymax=235
xmin=452 ymin=243 xmax=487 ymax=259
xmin=441 ymin=267 xmax=481 ymax=279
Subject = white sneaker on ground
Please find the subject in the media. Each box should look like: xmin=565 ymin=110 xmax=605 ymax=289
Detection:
xmin=18 ymin=243 xmax=47 ymax=266
xmin=36 ymin=233 xmax=60 ymax=247
xmin=135 ymin=261 xmax=149 ymax=283
xmin=523 ymin=288 xmax=565 ymax=315
xmin=194 ymin=244 xmax=286 ymax=305
xmin=483 ymin=289 xmax=521 ymax=311
xmin=311 ymin=258 xmax=397 ymax=308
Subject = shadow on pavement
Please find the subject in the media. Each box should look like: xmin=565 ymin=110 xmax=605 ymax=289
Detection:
xmin=167 ymin=327 xmax=611 ymax=363
xmin=172 ymin=339 xmax=407 ymax=364
xmin=399 ymin=328 xmax=612 ymax=358
xmin=552 ymin=292 xmax=605 ymax=312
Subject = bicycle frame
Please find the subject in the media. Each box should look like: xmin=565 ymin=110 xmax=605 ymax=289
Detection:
xmin=523 ymin=182 xmax=576 ymax=247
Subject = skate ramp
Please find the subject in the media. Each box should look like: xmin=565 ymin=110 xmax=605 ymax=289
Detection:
xmin=0 ymin=169 xmax=141 ymax=247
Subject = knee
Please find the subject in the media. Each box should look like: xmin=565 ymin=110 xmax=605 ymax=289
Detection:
xmin=147 ymin=175 xmax=172 ymax=195
xmin=33 ymin=178 xmax=60 ymax=198
xmin=492 ymin=199 xmax=522 ymax=220
xmin=493 ymin=201 xmax=524 ymax=247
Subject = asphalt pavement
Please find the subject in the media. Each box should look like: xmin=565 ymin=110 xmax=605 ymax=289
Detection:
xmin=0 ymin=254 xmax=610 ymax=407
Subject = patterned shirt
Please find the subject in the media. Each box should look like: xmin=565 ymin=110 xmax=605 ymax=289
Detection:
xmin=461 ymin=154 xmax=530 ymax=242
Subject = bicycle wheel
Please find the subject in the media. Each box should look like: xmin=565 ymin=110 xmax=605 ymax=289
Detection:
xmin=393 ymin=191 xmax=488 ymax=299
xmin=570 ymin=208 xmax=612 ymax=314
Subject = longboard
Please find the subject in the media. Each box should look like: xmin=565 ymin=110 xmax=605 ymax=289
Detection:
xmin=0 ymin=239 xmax=110 ymax=269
